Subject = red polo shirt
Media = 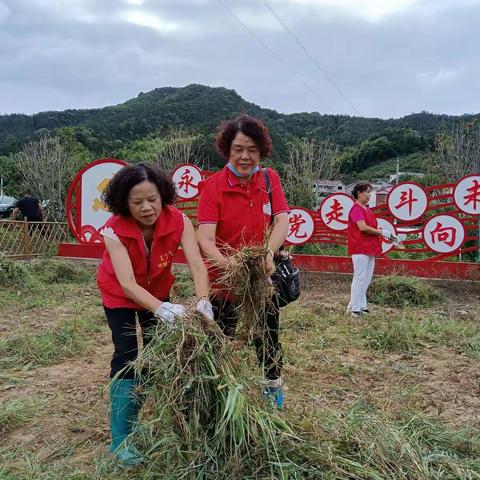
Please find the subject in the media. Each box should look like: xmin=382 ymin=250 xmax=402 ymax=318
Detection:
xmin=198 ymin=166 xmax=289 ymax=251
xmin=347 ymin=203 xmax=382 ymax=256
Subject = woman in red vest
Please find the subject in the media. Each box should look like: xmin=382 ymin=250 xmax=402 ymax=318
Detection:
xmin=197 ymin=115 xmax=290 ymax=409
xmin=97 ymin=163 xmax=212 ymax=466
xmin=347 ymin=181 xmax=396 ymax=316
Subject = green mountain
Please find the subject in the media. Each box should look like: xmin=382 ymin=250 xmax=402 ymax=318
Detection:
xmin=0 ymin=83 xmax=477 ymax=167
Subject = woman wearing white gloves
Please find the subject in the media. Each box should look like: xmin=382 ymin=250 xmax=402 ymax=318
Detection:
xmin=347 ymin=181 xmax=397 ymax=317
xmin=97 ymin=163 xmax=212 ymax=465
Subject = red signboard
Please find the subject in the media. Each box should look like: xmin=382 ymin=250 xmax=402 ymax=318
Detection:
xmin=60 ymin=162 xmax=480 ymax=279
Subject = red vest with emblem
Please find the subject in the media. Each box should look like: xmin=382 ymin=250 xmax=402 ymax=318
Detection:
xmin=97 ymin=206 xmax=184 ymax=309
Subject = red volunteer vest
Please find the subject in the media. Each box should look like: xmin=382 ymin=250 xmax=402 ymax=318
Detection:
xmin=97 ymin=206 xmax=184 ymax=309
xmin=347 ymin=203 xmax=382 ymax=256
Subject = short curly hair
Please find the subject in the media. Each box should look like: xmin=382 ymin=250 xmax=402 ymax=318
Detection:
xmin=102 ymin=163 xmax=176 ymax=217
xmin=215 ymin=114 xmax=272 ymax=160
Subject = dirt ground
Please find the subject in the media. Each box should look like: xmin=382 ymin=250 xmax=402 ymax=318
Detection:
xmin=1 ymin=270 xmax=480 ymax=476
xmin=292 ymin=273 xmax=480 ymax=427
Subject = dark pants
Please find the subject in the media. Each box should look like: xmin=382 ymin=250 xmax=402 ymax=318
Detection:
xmin=104 ymin=306 xmax=159 ymax=379
xmin=211 ymin=296 xmax=282 ymax=380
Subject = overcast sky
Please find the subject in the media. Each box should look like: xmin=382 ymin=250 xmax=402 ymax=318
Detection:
xmin=1 ymin=0 xmax=479 ymax=119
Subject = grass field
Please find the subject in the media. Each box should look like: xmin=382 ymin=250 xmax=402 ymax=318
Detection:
xmin=1 ymin=259 xmax=480 ymax=479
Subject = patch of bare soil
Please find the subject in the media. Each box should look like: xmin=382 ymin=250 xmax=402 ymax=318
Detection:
xmin=289 ymin=272 xmax=480 ymax=427
xmin=1 ymin=333 xmax=111 ymax=454
xmin=404 ymin=347 xmax=480 ymax=427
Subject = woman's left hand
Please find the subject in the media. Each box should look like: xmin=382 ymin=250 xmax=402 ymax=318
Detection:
xmin=266 ymin=248 xmax=276 ymax=276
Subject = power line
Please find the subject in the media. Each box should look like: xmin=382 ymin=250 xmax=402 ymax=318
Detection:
xmin=215 ymin=0 xmax=333 ymax=112
xmin=216 ymin=0 xmax=401 ymax=170
xmin=261 ymin=0 xmax=362 ymax=116
xmin=261 ymin=1 xmax=401 ymax=163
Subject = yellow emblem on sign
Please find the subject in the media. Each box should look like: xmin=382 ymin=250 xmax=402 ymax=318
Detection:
xmin=92 ymin=178 xmax=111 ymax=212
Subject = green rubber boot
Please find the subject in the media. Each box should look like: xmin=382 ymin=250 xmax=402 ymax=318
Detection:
xmin=109 ymin=378 xmax=143 ymax=467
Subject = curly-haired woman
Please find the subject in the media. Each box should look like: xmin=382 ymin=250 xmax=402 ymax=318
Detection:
xmin=197 ymin=114 xmax=290 ymax=409
xmin=97 ymin=163 xmax=212 ymax=465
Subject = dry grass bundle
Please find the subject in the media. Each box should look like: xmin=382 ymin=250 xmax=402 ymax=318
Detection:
xmin=213 ymin=244 xmax=275 ymax=342
xmin=129 ymin=311 xmax=323 ymax=479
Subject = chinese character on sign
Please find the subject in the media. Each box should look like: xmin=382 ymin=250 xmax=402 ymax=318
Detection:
xmin=387 ymin=182 xmax=428 ymax=221
xmin=177 ymin=169 xmax=198 ymax=195
xmin=172 ymin=164 xmax=203 ymax=199
xmin=286 ymin=208 xmax=314 ymax=245
xmin=464 ymin=179 xmax=480 ymax=211
xmin=289 ymin=213 xmax=307 ymax=239
xmin=395 ymin=188 xmax=417 ymax=217
xmin=423 ymin=214 xmax=465 ymax=254
xmin=429 ymin=221 xmax=456 ymax=247
xmin=453 ymin=175 xmax=480 ymax=215
xmin=325 ymin=198 xmax=347 ymax=225
xmin=320 ymin=194 xmax=353 ymax=231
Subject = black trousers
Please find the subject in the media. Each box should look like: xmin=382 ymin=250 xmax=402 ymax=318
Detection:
xmin=211 ymin=296 xmax=282 ymax=380
xmin=104 ymin=306 xmax=158 ymax=379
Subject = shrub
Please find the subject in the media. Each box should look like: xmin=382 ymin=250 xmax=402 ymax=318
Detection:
xmin=369 ymin=275 xmax=439 ymax=308
xmin=0 ymin=259 xmax=29 ymax=288
xmin=30 ymin=259 xmax=93 ymax=284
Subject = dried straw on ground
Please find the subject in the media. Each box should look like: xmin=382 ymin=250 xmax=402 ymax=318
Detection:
xmin=130 ymin=312 xmax=324 ymax=479
xmin=116 ymin=246 xmax=480 ymax=479
xmin=126 ymin=245 xmax=325 ymax=478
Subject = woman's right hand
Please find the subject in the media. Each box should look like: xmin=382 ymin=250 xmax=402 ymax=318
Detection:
xmin=154 ymin=302 xmax=186 ymax=325
xmin=196 ymin=298 xmax=214 ymax=321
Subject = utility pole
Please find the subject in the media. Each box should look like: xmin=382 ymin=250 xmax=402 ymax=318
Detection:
xmin=395 ymin=155 xmax=400 ymax=185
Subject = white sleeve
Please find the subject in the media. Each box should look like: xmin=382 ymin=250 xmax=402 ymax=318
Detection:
xmin=101 ymin=226 xmax=121 ymax=243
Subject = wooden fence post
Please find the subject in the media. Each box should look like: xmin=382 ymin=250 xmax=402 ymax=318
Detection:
xmin=23 ymin=219 xmax=30 ymax=257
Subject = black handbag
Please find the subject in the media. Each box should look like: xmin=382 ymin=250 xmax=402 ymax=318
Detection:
xmin=262 ymin=168 xmax=301 ymax=307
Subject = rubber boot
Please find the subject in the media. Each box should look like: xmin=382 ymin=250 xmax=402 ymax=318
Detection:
xmin=263 ymin=377 xmax=284 ymax=410
xmin=109 ymin=378 xmax=143 ymax=467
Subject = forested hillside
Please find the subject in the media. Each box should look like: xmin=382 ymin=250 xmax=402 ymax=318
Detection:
xmin=1 ymin=83 xmax=478 ymax=199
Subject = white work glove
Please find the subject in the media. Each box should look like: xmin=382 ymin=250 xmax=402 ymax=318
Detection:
xmin=154 ymin=302 xmax=186 ymax=327
xmin=196 ymin=297 xmax=214 ymax=322
xmin=381 ymin=229 xmax=399 ymax=243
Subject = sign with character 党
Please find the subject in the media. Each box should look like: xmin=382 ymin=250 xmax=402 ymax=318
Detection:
xmin=286 ymin=208 xmax=314 ymax=245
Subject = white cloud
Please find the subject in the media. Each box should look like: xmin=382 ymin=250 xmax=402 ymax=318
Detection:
xmin=1 ymin=0 xmax=479 ymax=117
xmin=416 ymin=68 xmax=461 ymax=87
xmin=275 ymin=0 xmax=420 ymax=22
xmin=234 ymin=7 xmax=283 ymax=31
xmin=0 ymin=1 xmax=9 ymax=22
xmin=120 ymin=9 xmax=181 ymax=34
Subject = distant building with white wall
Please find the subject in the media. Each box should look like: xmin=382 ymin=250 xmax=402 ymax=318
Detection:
xmin=388 ymin=172 xmax=426 ymax=183
xmin=346 ymin=181 xmax=393 ymax=207
xmin=313 ymin=180 xmax=346 ymax=209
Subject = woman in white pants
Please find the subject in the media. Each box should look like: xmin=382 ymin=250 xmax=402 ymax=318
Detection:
xmin=347 ymin=182 xmax=394 ymax=316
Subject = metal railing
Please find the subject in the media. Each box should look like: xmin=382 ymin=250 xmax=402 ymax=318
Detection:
xmin=0 ymin=220 xmax=69 ymax=258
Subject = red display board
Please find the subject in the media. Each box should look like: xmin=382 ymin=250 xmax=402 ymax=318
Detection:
xmin=59 ymin=161 xmax=480 ymax=280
